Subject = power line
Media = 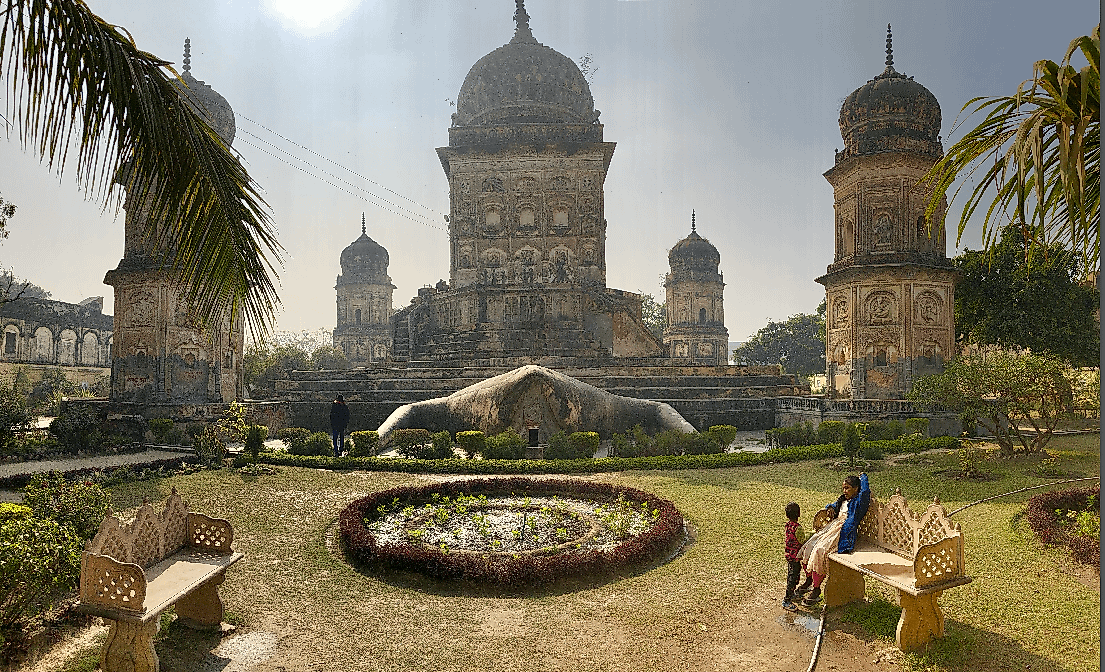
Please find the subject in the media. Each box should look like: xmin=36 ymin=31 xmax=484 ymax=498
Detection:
xmin=236 ymin=137 xmax=446 ymax=232
xmin=238 ymin=127 xmax=441 ymax=229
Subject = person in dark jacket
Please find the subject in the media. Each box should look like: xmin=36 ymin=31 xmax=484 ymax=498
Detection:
xmin=330 ymin=394 xmax=350 ymax=457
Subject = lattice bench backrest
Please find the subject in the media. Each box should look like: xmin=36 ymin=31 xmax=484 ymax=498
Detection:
xmin=860 ymin=490 xmax=962 ymax=560
xmin=86 ymin=488 xmax=234 ymax=568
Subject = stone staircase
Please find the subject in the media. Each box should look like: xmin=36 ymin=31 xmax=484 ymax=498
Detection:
xmin=268 ymin=361 xmax=806 ymax=432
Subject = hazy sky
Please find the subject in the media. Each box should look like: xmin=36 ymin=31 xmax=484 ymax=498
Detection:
xmin=1 ymin=0 xmax=1097 ymax=341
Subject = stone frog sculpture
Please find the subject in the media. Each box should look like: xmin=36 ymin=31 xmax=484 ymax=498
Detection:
xmin=377 ymin=365 xmax=695 ymax=444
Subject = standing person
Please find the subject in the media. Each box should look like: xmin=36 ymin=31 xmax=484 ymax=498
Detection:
xmin=797 ymin=472 xmax=870 ymax=606
xmin=330 ymin=394 xmax=350 ymax=457
xmin=782 ymin=502 xmax=809 ymax=612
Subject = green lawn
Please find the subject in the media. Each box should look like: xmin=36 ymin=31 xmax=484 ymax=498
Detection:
xmin=62 ymin=434 xmax=1099 ymax=672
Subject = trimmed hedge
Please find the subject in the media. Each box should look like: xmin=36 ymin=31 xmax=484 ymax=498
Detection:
xmin=338 ymin=477 xmax=685 ymax=586
xmin=236 ymin=436 xmax=960 ymax=475
xmin=456 ymin=431 xmax=485 ymax=459
xmin=1026 ymin=484 xmax=1100 ymax=567
xmin=483 ymin=431 xmax=525 ymax=460
xmin=349 ymin=431 xmax=379 ymax=457
xmin=288 ymin=431 xmax=333 ymax=456
xmin=545 ymin=431 xmax=598 ymax=460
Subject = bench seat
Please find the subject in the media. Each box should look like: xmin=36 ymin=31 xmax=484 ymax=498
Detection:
xmin=816 ymin=491 xmax=971 ymax=652
xmin=78 ymin=548 xmax=243 ymax=623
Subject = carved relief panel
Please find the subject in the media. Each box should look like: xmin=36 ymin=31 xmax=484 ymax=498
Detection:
xmin=912 ymin=287 xmax=947 ymax=327
xmin=861 ymin=288 xmax=898 ymax=325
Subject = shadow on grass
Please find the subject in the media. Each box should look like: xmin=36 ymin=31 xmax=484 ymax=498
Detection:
xmin=327 ymin=520 xmax=696 ymax=599
xmin=833 ymin=597 xmax=1077 ymax=672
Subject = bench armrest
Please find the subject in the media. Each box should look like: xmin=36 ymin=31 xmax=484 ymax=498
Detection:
xmin=188 ymin=513 xmax=234 ymax=554
xmin=913 ymin=536 xmax=963 ymax=588
xmin=80 ymin=552 xmax=147 ymax=614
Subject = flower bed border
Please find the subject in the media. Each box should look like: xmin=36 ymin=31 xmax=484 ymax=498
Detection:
xmin=1025 ymin=484 xmax=1100 ymax=568
xmin=338 ymin=478 xmax=685 ymax=586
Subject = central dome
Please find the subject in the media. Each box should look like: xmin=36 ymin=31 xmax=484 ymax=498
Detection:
xmin=177 ymin=39 xmax=235 ymax=144
xmin=339 ymin=216 xmax=389 ymax=284
xmin=453 ymin=3 xmax=596 ymax=127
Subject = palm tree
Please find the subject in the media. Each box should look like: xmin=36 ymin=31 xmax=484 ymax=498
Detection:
xmin=0 ymin=0 xmax=282 ymax=334
xmin=921 ymin=26 xmax=1099 ymax=280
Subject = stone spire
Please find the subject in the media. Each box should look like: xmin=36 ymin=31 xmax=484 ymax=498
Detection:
xmin=511 ymin=0 xmax=536 ymax=44
xmin=885 ymin=24 xmax=894 ymax=68
xmin=361 ymin=213 xmax=366 ymax=236
xmin=183 ymin=37 xmax=191 ymax=74
xmin=691 ymin=209 xmax=696 ymax=233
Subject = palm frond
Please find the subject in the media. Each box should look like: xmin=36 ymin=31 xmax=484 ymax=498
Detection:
xmin=0 ymin=0 xmax=282 ymax=336
xmin=920 ymin=25 xmax=1099 ymax=280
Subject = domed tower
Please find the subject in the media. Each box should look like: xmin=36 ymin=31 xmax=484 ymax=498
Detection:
xmin=334 ymin=215 xmax=395 ymax=365
xmin=394 ymin=0 xmax=658 ymax=362
xmin=817 ymin=26 xmax=955 ymax=399
xmin=663 ymin=212 xmax=728 ymax=364
xmin=104 ymin=38 xmax=245 ymax=404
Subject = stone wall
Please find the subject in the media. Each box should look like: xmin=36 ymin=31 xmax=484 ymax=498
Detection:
xmin=0 ymin=297 xmax=113 ymax=367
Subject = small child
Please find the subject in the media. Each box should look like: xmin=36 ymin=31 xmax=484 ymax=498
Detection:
xmin=783 ymin=502 xmax=810 ymax=611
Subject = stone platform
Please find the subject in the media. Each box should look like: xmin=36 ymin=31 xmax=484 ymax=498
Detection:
xmin=263 ymin=359 xmax=807 ymax=432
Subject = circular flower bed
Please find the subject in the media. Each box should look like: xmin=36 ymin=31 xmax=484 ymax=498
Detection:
xmin=1026 ymin=484 xmax=1100 ymax=568
xmin=339 ymin=477 xmax=685 ymax=585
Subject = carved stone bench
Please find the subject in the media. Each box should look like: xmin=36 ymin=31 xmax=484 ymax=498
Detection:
xmin=76 ymin=488 xmax=243 ymax=672
xmin=814 ymin=490 xmax=971 ymax=652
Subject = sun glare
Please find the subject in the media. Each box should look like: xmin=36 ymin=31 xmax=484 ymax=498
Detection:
xmin=262 ymin=0 xmax=362 ymax=32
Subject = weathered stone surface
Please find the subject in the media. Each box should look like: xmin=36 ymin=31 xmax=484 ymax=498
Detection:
xmin=377 ymin=365 xmax=694 ymax=442
xmin=818 ymin=37 xmax=955 ymax=400
xmin=0 ymin=297 xmax=113 ymax=366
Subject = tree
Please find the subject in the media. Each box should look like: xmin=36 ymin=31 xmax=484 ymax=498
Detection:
xmin=955 ymin=225 xmax=1099 ymax=366
xmin=909 ymin=347 xmax=1083 ymax=455
xmin=732 ymin=310 xmax=825 ymax=378
xmin=0 ymin=194 xmax=14 ymax=240
xmin=921 ymin=26 xmax=1099 ymax=279
xmin=640 ymin=293 xmax=666 ymax=341
xmin=0 ymin=1 xmax=282 ymax=334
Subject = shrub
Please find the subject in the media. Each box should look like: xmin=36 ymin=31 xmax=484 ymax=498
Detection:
xmin=957 ymin=442 xmax=987 ymax=478
xmin=22 ymin=472 xmax=109 ymax=540
xmin=456 ymin=431 xmax=485 ymax=459
xmin=545 ymin=431 xmax=572 ymax=459
xmin=685 ymin=432 xmax=724 ymax=455
xmin=349 ymin=431 xmax=379 ymax=457
xmin=609 ymin=430 xmax=633 ymax=458
xmin=390 ymin=429 xmax=434 ymax=459
xmin=431 ymin=431 xmax=454 ymax=460
xmin=546 ymin=431 xmax=597 ymax=460
xmin=245 ymin=425 xmax=268 ymax=461
xmin=277 ymin=427 xmax=311 ymax=452
xmin=0 ymin=503 xmax=32 ymax=523
xmin=0 ymin=377 xmax=32 ymax=457
xmin=217 ymin=401 xmax=249 ymax=445
xmin=48 ymin=405 xmax=103 ymax=454
xmin=765 ymin=422 xmax=817 ymax=449
xmin=287 ymin=431 xmax=333 ymax=457
xmin=842 ymin=423 xmax=860 ymax=468
xmin=707 ymin=425 xmax=738 ymax=450
xmin=817 ymin=421 xmax=846 ymax=445
xmin=904 ymin=417 xmax=929 ymax=438
xmin=194 ymin=425 xmax=228 ymax=466
xmin=483 ymin=431 xmax=525 ymax=460
xmin=0 ymin=517 xmax=83 ymax=628
xmin=148 ymin=418 xmax=174 ymax=444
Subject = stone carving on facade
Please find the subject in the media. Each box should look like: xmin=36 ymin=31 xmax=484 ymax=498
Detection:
xmin=482 ymin=176 xmax=505 ymax=192
xmin=831 ymin=295 xmax=849 ymax=328
xmin=874 ymin=213 xmax=893 ymax=247
xmin=864 ymin=290 xmax=897 ymax=324
xmin=915 ymin=290 xmax=942 ymax=325
xmin=551 ymin=175 xmax=571 ymax=191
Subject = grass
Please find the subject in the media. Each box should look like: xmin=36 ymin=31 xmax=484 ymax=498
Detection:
xmin=50 ymin=434 xmax=1100 ymax=672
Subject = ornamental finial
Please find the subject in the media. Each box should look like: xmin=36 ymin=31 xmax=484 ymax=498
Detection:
xmin=183 ymin=38 xmax=191 ymax=74
xmin=885 ymin=24 xmax=894 ymax=68
xmin=361 ymin=213 xmax=366 ymax=235
xmin=511 ymin=0 xmax=535 ymax=44
xmin=692 ymin=209 xmax=696 ymax=232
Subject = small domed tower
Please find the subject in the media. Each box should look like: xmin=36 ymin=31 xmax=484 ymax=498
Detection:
xmin=104 ymin=38 xmax=245 ymax=403
xmin=817 ymin=26 xmax=955 ymax=399
xmin=333 ymin=215 xmax=395 ymax=366
xmin=664 ymin=211 xmax=728 ymax=364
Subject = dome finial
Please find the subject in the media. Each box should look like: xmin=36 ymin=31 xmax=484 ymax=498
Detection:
xmin=885 ymin=24 xmax=894 ymax=68
xmin=183 ymin=37 xmax=191 ymax=74
xmin=512 ymin=0 xmax=535 ymax=44
xmin=691 ymin=209 xmax=696 ymax=232
xmin=361 ymin=213 xmax=366 ymax=236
